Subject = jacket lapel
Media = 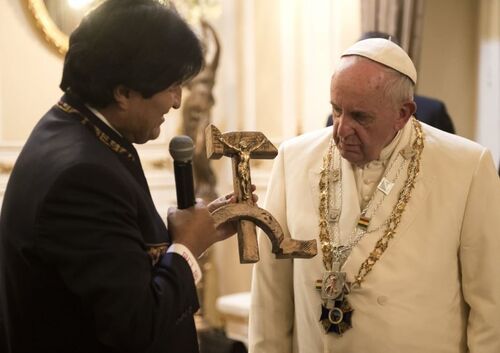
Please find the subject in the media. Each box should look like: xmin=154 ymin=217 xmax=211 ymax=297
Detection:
xmin=343 ymin=171 xmax=433 ymax=281
xmin=307 ymin=132 xmax=337 ymax=218
xmin=338 ymin=157 xmax=361 ymax=244
xmin=307 ymin=138 xmax=361 ymax=254
xmin=60 ymin=94 xmax=153 ymax=198
xmin=343 ymin=120 xmax=432 ymax=280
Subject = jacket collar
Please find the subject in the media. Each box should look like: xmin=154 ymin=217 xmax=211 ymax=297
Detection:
xmin=58 ymin=93 xmax=151 ymax=195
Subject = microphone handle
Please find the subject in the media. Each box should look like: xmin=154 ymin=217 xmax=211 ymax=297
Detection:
xmin=173 ymin=160 xmax=196 ymax=209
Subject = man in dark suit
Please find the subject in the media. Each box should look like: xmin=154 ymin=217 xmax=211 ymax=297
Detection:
xmin=0 ymin=1 xmax=236 ymax=352
xmin=413 ymin=95 xmax=455 ymax=133
xmin=327 ymin=31 xmax=455 ymax=134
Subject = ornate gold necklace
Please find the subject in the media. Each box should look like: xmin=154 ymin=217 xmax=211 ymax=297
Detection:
xmin=56 ymin=100 xmax=136 ymax=162
xmin=316 ymin=118 xmax=424 ymax=335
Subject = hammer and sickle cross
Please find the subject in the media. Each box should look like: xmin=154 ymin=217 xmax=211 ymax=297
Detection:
xmin=206 ymin=124 xmax=317 ymax=263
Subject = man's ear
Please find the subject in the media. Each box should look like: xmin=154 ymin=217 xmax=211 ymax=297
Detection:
xmin=113 ymin=85 xmax=131 ymax=110
xmin=395 ymin=100 xmax=416 ymax=130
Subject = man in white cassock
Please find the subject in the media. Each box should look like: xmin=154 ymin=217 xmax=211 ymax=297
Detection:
xmin=248 ymin=38 xmax=500 ymax=353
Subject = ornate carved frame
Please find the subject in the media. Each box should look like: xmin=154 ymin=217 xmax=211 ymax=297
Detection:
xmin=25 ymin=0 xmax=69 ymax=55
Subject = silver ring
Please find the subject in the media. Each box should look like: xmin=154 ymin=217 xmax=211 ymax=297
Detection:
xmin=328 ymin=307 xmax=344 ymax=325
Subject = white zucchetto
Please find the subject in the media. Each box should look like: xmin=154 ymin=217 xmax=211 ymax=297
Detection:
xmin=341 ymin=38 xmax=417 ymax=85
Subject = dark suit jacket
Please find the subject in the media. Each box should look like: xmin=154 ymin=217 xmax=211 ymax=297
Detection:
xmin=326 ymin=95 xmax=455 ymax=134
xmin=413 ymin=95 xmax=455 ymax=134
xmin=0 ymin=94 xmax=200 ymax=353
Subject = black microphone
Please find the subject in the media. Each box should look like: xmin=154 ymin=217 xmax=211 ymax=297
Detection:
xmin=169 ymin=136 xmax=195 ymax=209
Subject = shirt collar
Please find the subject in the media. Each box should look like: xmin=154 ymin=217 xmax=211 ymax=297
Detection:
xmin=379 ymin=127 xmax=403 ymax=162
xmin=356 ymin=122 xmax=406 ymax=171
xmin=85 ymin=104 xmax=123 ymax=137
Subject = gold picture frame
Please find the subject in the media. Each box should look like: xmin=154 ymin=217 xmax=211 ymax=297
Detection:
xmin=24 ymin=0 xmax=220 ymax=57
xmin=26 ymin=0 xmax=69 ymax=55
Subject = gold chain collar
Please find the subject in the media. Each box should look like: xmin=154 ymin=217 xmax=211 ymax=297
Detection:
xmin=318 ymin=118 xmax=424 ymax=287
xmin=56 ymin=101 xmax=136 ymax=162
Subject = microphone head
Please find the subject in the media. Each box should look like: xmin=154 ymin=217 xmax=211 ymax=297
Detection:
xmin=169 ymin=135 xmax=194 ymax=162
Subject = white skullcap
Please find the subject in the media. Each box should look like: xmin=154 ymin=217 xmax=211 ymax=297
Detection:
xmin=341 ymin=38 xmax=417 ymax=84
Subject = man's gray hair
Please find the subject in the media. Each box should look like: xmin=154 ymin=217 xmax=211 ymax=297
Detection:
xmin=338 ymin=55 xmax=415 ymax=106
xmin=380 ymin=65 xmax=415 ymax=105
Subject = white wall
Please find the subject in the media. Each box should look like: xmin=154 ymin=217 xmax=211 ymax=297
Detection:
xmin=0 ymin=0 xmax=63 ymax=142
xmin=476 ymin=0 xmax=500 ymax=168
xmin=418 ymin=0 xmax=479 ymax=139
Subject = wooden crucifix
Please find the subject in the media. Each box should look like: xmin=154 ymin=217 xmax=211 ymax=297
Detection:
xmin=206 ymin=124 xmax=317 ymax=263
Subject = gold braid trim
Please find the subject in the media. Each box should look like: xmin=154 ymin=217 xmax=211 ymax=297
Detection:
xmin=319 ymin=138 xmax=336 ymax=271
xmin=146 ymin=243 xmax=170 ymax=266
xmin=56 ymin=101 xmax=135 ymax=162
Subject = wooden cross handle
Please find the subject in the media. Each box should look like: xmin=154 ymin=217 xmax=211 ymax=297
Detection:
xmin=206 ymin=124 xmax=277 ymax=160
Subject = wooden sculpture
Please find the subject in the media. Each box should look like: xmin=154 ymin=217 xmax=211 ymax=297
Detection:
xmin=182 ymin=20 xmax=221 ymax=201
xmin=206 ymin=124 xmax=317 ymax=263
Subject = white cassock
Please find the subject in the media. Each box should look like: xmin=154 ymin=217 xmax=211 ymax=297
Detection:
xmin=248 ymin=119 xmax=500 ymax=353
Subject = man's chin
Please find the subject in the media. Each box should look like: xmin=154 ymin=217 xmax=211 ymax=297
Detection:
xmin=339 ymin=149 xmax=364 ymax=164
xmin=147 ymin=128 xmax=161 ymax=143
xmin=135 ymin=131 xmax=160 ymax=144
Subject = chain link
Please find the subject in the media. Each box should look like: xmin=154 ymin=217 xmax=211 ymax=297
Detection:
xmin=318 ymin=119 xmax=424 ymax=284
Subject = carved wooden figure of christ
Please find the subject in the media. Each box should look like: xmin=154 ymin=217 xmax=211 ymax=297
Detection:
xmin=206 ymin=124 xmax=317 ymax=263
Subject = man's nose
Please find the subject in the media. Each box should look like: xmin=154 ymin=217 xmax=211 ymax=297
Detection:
xmin=335 ymin=116 xmax=354 ymax=138
xmin=172 ymin=86 xmax=182 ymax=109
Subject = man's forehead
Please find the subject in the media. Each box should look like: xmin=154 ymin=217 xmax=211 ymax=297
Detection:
xmin=332 ymin=57 xmax=387 ymax=84
xmin=335 ymin=55 xmax=374 ymax=71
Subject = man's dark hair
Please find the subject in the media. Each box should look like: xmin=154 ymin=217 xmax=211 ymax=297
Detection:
xmin=60 ymin=0 xmax=204 ymax=108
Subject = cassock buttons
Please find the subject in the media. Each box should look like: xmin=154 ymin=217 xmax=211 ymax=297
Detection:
xmin=377 ymin=296 xmax=388 ymax=306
